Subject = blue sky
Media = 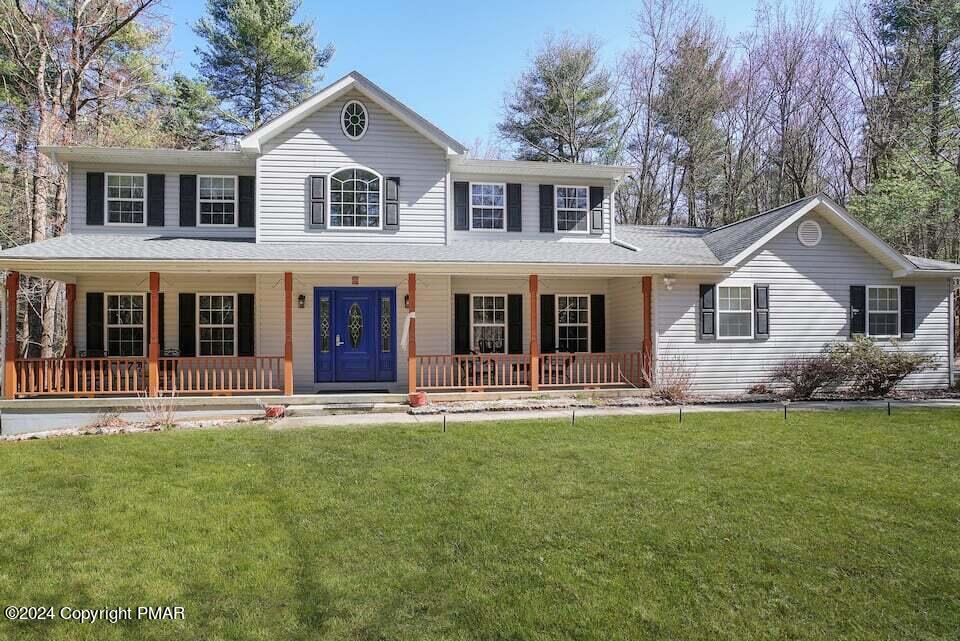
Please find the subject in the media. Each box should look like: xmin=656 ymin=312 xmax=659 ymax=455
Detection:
xmin=163 ymin=0 xmax=840 ymax=147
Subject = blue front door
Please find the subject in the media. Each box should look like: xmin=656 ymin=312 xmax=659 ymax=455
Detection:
xmin=314 ymin=287 xmax=396 ymax=383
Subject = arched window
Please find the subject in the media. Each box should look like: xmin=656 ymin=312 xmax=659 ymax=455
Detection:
xmin=328 ymin=166 xmax=383 ymax=229
xmin=341 ymin=100 xmax=368 ymax=139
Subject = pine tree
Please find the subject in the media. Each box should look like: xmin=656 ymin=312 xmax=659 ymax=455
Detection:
xmin=194 ymin=0 xmax=334 ymax=135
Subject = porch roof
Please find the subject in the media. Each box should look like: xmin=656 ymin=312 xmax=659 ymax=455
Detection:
xmin=0 ymin=232 xmax=728 ymax=274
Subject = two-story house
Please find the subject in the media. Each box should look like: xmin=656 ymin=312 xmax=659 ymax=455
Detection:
xmin=0 ymin=71 xmax=956 ymax=401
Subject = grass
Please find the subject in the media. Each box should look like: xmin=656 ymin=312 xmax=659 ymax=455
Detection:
xmin=1 ymin=409 xmax=959 ymax=640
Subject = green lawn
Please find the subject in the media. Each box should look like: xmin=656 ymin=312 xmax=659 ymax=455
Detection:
xmin=1 ymin=410 xmax=959 ymax=640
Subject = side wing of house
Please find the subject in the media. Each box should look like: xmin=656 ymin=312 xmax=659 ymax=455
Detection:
xmin=655 ymin=208 xmax=955 ymax=394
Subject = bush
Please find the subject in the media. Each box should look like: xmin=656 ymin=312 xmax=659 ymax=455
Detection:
xmin=827 ymin=335 xmax=935 ymax=397
xmin=646 ymin=353 xmax=694 ymax=403
xmin=770 ymin=354 xmax=844 ymax=399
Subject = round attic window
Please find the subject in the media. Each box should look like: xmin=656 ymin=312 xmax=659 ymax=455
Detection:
xmin=341 ymin=100 xmax=367 ymax=140
xmin=797 ymin=219 xmax=822 ymax=247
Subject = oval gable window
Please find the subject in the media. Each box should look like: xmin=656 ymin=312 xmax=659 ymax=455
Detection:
xmin=341 ymin=100 xmax=368 ymax=140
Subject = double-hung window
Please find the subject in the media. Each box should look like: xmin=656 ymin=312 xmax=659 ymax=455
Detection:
xmin=555 ymin=186 xmax=589 ymax=233
xmin=717 ymin=285 xmax=753 ymax=339
xmin=867 ymin=286 xmax=899 ymax=337
xmin=106 ymin=294 xmax=145 ymax=356
xmin=197 ymin=294 xmax=237 ymax=356
xmin=471 ymin=295 xmax=506 ymax=353
xmin=106 ymin=173 xmax=146 ymax=225
xmin=469 ymin=183 xmax=506 ymax=231
xmin=557 ymin=295 xmax=590 ymax=352
xmin=198 ymin=176 xmax=237 ymax=225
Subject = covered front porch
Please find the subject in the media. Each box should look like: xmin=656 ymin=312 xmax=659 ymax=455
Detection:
xmin=1 ymin=267 xmax=655 ymax=400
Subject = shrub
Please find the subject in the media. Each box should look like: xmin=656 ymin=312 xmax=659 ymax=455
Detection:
xmin=646 ymin=353 xmax=694 ymax=403
xmin=770 ymin=354 xmax=844 ymax=399
xmin=827 ymin=335 xmax=935 ymax=397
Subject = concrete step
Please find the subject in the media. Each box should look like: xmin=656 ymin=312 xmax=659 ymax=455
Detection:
xmin=285 ymin=402 xmax=409 ymax=417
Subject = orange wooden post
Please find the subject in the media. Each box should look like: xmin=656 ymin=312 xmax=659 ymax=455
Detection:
xmin=4 ymin=271 xmax=18 ymax=399
xmin=642 ymin=276 xmax=653 ymax=384
xmin=529 ymin=274 xmax=539 ymax=391
xmin=283 ymin=272 xmax=294 ymax=396
xmin=65 ymin=283 xmax=76 ymax=358
xmin=407 ymin=273 xmax=417 ymax=396
xmin=148 ymin=272 xmax=160 ymax=396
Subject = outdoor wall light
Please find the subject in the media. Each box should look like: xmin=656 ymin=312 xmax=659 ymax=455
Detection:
xmin=663 ymin=276 xmax=675 ymax=291
xmin=297 ymin=294 xmax=306 ymax=309
xmin=404 ymin=294 xmax=410 ymax=309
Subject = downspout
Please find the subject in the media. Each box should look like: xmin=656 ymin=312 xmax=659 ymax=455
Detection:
xmin=609 ymin=173 xmax=640 ymax=252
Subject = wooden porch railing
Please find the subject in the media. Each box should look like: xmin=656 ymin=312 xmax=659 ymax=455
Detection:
xmin=157 ymin=357 xmax=284 ymax=394
xmin=539 ymin=352 xmax=646 ymax=388
xmin=416 ymin=351 xmax=647 ymax=392
xmin=416 ymin=353 xmax=530 ymax=391
xmin=11 ymin=356 xmax=284 ymax=398
xmin=15 ymin=357 xmax=149 ymax=397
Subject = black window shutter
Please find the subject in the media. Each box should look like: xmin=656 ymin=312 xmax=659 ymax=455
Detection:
xmin=178 ymin=293 xmax=196 ymax=356
xmin=86 ymin=292 xmax=104 ymax=352
xmin=179 ymin=175 xmax=197 ymax=226
xmin=86 ymin=172 xmax=104 ymax=226
xmin=699 ymin=284 xmax=716 ymax=340
xmin=539 ymin=184 xmax=554 ymax=233
xmin=238 ymin=176 xmax=255 ymax=227
xmin=147 ymin=174 xmax=165 ymax=226
xmin=237 ymin=293 xmax=255 ymax=356
xmin=454 ymin=181 xmax=469 ymax=231
xmin=507 ymin=294 xmax=523 ymax=354
xmin=589 ymin=186 xmax=604 ymax=235
xmin=590 ymin=294 xmax=606 ymax=352
xmin=454 ymin=293 xmax=471 ymax=354
xmin=308 ymin=175 xmax=325 ymax=228
xmin=900 ymin=286 xmax=916 ymax=338
xmin=384 ymin=177 xmax=400 ymax=230
xmin=540 ymin=294 xmax=556 ymax=353
xmin=506 ymin=183 xmax=522 ymax=232
xmin=145 ymin=293 xmax=166 ymax=353
xmin=755 ymin=284 xmax=770 ymax=339
xmin=850 ymin=285 xmax=866 ymax=336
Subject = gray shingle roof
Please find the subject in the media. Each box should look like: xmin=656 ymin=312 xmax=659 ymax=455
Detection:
xmin=614 ymin=225 xmax=718 ymax=265
xmin=702 ymin=195 xmax=818 ymax=262
xmin=0 ymin=234 xmax=717 ymax=267
xmin=906 ymin=255 xmax=960 ymax=271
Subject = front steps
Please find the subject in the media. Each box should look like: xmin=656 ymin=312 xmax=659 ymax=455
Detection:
xmin=285 ymin=402 xmax=409 ymax=417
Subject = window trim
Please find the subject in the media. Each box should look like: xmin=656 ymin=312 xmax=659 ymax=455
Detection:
xmin=195 ymin=292 xmax=238 ymax=357
xmin=554 ymin=185 xmax=590 ymax=234
xmin=469 ymin=293 xmax=508 ymax=354
xmin=104 ymin=172 xmax=147 ymax=226
xmin=340 ymin=99 xmax=368 ymax=140
xmin=716 ymin=282 xmax=754 ymax=340
xmin=866 ymin=285 xmax=901 ymax=338
xmin=104 ymin=292 xmax=147 ymax=356
xmin=326 ymin=165 xmax=384 ymax=231
xmin=555 ymin=293 xmax=591 ymax=353
xmin=196 ymin=175 xmax=239 ymax=227
xmin=467 ymin=181 xmax=507 ymax=232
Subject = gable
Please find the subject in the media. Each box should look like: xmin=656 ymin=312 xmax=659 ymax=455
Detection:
xmin=239 ymin=72 xmax=465 ymax=155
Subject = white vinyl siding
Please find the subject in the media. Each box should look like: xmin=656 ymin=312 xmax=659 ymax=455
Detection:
xmin=257 ymin=90 xmax=447 ymax=243
xmin=70 ymin=163 xmax=256 ymax=238
xmin=655 ymin=213 xmax=952 ymax=394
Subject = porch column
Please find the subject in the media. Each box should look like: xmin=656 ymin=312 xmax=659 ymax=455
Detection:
xmin=407 ymin=273 xmax=417 ymax=396
xmin=65 ymin=283 xmax=76 ymax=358
xmin=148 ymin=272 xmax=160 ymax=396
xmin=4 ymin=271 xmax=18 ymax=400
xmin=283 ymin=272 xmax=294 ymax=396
xmin=642 ymin=276 xmax=653 ymax=383
xmin=529 ymin=274 xmax=539 ymax=391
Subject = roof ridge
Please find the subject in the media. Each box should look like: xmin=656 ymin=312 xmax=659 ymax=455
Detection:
xmin=704 ymin=194 xmax=820 ymax=235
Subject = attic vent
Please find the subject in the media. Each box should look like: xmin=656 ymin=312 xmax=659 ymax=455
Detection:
xmin=341 ymin=100 xmax=367 ymax=140
xmin=797 ymin=220 xmax=822 ymax=247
